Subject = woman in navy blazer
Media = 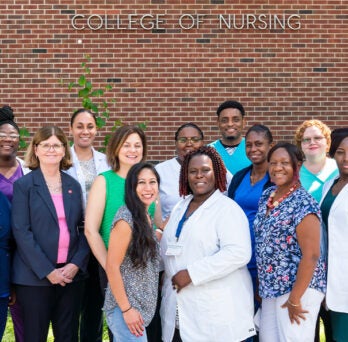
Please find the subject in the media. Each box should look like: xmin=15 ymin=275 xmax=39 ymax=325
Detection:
xmin=0 ymin=191 xmax=11 ymax=340
xmin=11 ymin=126 xmax=89 ymax=342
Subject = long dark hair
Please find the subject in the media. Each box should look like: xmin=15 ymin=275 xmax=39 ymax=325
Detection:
xmin=125 ymin=162 xmax=159 ymax=268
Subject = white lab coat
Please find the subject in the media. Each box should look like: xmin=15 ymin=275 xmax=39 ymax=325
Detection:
xmin=155 ymin=157 xmax=181 ymax=220
xmin=160 ymin=190 xmax=255 ymax=342
xmin=321 ymin=177 xmax=348 ymax=313
xmin=66 ymin=145 xmax=110 ymax=210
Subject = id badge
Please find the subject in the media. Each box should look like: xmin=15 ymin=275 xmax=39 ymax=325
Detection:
xmin=166 ymin=242 xmax=183 ymax=256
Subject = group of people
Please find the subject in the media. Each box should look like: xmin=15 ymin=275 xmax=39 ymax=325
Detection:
xmin=0 ymin=100 xmax=347 ymax=342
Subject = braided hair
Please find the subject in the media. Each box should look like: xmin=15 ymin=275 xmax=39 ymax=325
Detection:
xmin=179 ymin=146 xmax=227 ymax=196
xmin=0 ymin=105 xmax=19 ymax=132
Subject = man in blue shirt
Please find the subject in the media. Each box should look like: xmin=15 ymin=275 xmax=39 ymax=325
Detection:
xmin=209 ymin=100 xmax=251 ymax=180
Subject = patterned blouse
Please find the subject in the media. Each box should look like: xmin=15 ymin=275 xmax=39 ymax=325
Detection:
xmin=254 ymin=186 xmax=326 ymax=299
xmin=103 ymin=206 xmax=160 ymax=326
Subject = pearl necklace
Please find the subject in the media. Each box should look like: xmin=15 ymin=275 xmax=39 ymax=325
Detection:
xmin=266 ymin=182 xmax=300 ymax=210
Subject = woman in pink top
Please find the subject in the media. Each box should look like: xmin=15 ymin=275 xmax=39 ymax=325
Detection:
xmin=11 ymin=126 xmax=89 ymax=342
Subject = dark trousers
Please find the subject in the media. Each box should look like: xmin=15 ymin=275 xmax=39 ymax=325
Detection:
xmin=0 ymin=297 xmax=8 ymax=341
xmin=146 ymin=272 xmax=163 ymax=342
xmin=79 ymin=255 xmax=104 ymax=342
xmin=16 ymin=281 xmax=83 ymax=342
xmin=315 ymin=305 xmax=334 ymax=342
xmin=172 ymin=328 xmax=182 ymax=342
xmin=9 ymin=300 xmax=24 ymax=342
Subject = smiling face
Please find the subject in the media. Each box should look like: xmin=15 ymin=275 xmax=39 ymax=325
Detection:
xmin=0 ymin=123 xmax=20 ymax=159
xmin=269 ymin=148 xmax=298 ymax=189
xmin=118 ymin=133 xmax=144 ymax=169
xmin=70 ymin=111 xmax=97 ymax=149
xmin=136 ymin=167 xmax=159 ymax=208
xmin=334 ymin=137 xmax=348 ymax=178
xmin=34 ymin=135 xmax=65 ymax=168
xmin=301 ymin=125 xmax=328 ymax=161
xmin=175 ymin=126 xmax=204 ymax=161
xmin=217 ymin=107 xmax=245 ymax=146
xmin=188 ymin=154 xmax=216 ymax=200
xmin=246 ymin=131 xmax=272 ymax=165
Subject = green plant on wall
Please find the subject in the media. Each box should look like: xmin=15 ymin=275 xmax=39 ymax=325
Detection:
xmin=19 ymin=127 xmax=30 ymax=150
xmin=59 ymin=54 xmax=120 ymax=151
xmin=59 ymin=54 xmax=147 ymax=151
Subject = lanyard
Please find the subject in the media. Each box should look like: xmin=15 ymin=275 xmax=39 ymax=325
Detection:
xmin=175 ymin=201 xmax=196 ymax=241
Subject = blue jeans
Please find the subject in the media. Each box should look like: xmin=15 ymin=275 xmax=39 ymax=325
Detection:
xmin=106 ymin=306 xmax=148 ymax=342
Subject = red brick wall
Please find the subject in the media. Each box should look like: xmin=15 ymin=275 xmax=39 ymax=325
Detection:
xmin=1 ymin=0 xmax=347 ymax=161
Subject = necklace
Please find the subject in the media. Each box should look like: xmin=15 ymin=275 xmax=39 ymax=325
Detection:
xmin=46 ymin=176 xmax=62 ymax=194
xmin=266 ymin=182 xmax=300 ymax=210
xmin=250 ymin=172 xmax=264 ymax=186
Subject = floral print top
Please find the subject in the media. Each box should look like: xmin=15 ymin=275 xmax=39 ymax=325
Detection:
xmin=254 ymin=185 xmax=326 ymax=299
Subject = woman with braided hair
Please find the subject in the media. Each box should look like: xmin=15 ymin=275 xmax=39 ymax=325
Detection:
xmin=160 ymin=146 xmax=255 ymax=342
xmin=0 ymin=105 xmax=29 ymax=342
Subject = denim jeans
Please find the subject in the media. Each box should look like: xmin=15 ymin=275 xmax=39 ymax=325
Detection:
xmin=106 ymin=306 xmax=148 ymax=342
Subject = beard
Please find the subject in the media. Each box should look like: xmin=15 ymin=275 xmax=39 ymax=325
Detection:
xmin=223 ymin=132 xmax=242 ymax=142
xmin=224 ymin=135 xmax=237 ymax=140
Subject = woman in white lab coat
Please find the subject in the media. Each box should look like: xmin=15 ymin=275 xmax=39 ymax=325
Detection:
xmin=320 ymin=128 xmax=348 ymax=342
xmin=160 ymin=146 xmax=255 ymax=342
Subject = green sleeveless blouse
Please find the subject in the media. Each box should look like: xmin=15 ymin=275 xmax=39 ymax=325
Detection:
xmin=99 ymin=170 xmax=155 ymax=248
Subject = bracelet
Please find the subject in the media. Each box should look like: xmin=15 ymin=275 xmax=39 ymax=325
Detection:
xmin=287 ymin=299 xmax=301 ymax=307
xmin=155 ymin=228 xmax=163 ymax=234
xmin=121 ymin=305 xmax=132 ymax=314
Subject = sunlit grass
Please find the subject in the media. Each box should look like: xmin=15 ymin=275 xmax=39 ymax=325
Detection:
xmin=3 ymin=311 xmax=327 ymax=341
xmin=4 ymin=312 xmax=110 ymax=341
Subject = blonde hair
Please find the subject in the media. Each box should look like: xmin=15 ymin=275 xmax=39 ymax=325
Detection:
xmin=294 ymin=120 xmax=331 ymax=152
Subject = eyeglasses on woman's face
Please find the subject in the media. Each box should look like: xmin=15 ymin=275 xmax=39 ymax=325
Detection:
xmin=176 ymin=137 xmax=202 ymax=144
xmin=301 ymin=136 xmax=325 ymax=145
xmin=37 ymin=143 xmax=65 ymax=151
xmin=0 ymin=132 xmax=20 ymax=140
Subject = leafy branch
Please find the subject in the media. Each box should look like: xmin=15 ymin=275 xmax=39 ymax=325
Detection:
xmin=59 ymin=55 xmax=146 ymax=152
xmin=59 ymin=54 xmax=120 ymax=150
xmin=19 ymin=127 xmax=30 ymax=150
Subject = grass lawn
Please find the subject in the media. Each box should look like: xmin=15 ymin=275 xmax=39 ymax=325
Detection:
xmin=3 ymin=312 xmax=110 ymax=342
xmin=3 ymin=312 xmax=327 ymax=341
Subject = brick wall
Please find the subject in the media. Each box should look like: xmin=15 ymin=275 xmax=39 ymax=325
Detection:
xmin=1 ymin=0 xmax=347 ymax=161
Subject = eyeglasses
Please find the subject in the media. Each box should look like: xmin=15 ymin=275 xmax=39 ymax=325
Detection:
xmin=0 ymin=133 xmax=20 ymax=140
xmin=269 ymin=161 xmax=291 ymax=167
xmin=37 ymin=143 xmax=65 ymax=151
xmin=301 ymin=136 xmax=325 ymax=145
xmin=177 ymin=137 xmax=202 ymax=144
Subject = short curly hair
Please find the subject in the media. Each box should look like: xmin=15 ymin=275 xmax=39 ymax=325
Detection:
xmin=179 ymin=146 xmax=227 ymax=196
xmin=294 ymin=120 xmax=331 ymax=152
